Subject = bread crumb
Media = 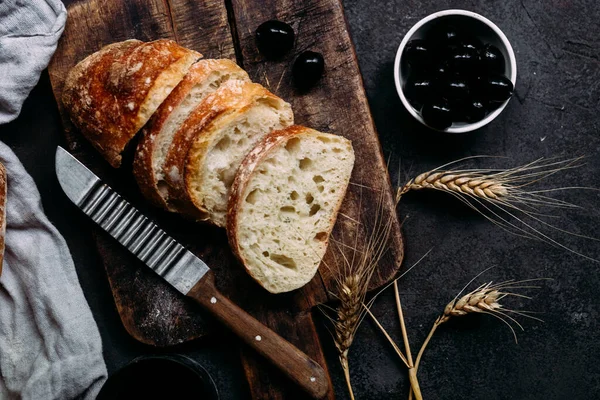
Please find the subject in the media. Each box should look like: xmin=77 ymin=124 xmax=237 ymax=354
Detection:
xmin=127 ymin=102 xmax=135 ymax=111
xmin=168 ymin=166 xmax=181 ymax=183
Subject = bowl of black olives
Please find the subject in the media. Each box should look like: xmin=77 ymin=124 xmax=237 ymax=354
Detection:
xmin=394 ymin=9 xmax=517 ymax=133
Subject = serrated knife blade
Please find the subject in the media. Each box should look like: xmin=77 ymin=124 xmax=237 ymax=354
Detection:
xmin=54 ymin=146 xmax=329 ymax=399
xmin=55 ymin=146 xmax=208 ymax=294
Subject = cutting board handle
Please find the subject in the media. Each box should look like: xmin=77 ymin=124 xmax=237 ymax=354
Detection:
xmin=188 ymin=271 xmax=329 ymax=399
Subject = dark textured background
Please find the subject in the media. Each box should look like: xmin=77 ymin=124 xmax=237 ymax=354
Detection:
xmin=1 ymin=0 xmax=599 ymax=399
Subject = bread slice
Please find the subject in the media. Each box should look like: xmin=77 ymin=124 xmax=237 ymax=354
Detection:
xmin=163 ymin=80 xmax=293 ymax=224
xmin=133 ymin=59 xmax=250 ymax=209
xmin=227 ymin=126 xmax=355 ymax=293
xmin=62 ymin=39 xmax=201 ymax=168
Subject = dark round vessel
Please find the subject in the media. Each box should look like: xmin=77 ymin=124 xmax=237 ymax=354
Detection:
xmin=97 ymin=355 xmax=219 ymax=400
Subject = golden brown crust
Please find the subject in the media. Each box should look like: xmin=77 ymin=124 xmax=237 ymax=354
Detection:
xmin=62 ymin=39 xmax=201 ymax=168
xmin=182 ymin=88 xmax=291 ymax=227
xmin=133 ymin=59 xmax=249 ymax=210
xmin=162 ymin=80 xmax=274 ymax=217
xmin=226 ymin=125 xmax=330 ymax=272
xmin=0 ymin=162 xmax=6 ymax=276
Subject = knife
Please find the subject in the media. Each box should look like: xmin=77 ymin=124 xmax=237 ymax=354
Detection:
xmin=55 ymin=146 xmax=329 ymax=399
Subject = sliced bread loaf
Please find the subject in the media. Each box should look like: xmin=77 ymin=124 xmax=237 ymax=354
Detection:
xmin=227 ymin=126 xmax=355 ymax=293
xmin=163 ymin=80 xmax=293 ymax=224
xmin=62 ymin=39 xmax=201 ymax=168
xmin=134 ymin=59 xmax=250 ymax=209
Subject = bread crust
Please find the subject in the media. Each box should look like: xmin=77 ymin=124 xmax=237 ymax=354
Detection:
xmin=133 ymin=59 xmax=249 ymax=209
xmin=62 ymin=39 xmax=201 ymax=168
xmin=227 ymin=125 xmax=354 ymax=293
xmin=162 ymin=80 xmax=280 ymax=218
xmin=182 ymin=89 xmax=292 ymax=226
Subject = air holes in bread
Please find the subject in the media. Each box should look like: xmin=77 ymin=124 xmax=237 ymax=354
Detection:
xmin=313 ymin=175 xmax=324 ymax=183
xmin=246 ymin=189 xmax=260 ymax=204
xmin=299 ymin=158 xmax=312 ymax=170
xmin=290 ymin=191 xmax=299 ymax=200
xmin=309 ymin=203 xmax=321 ymax=216
xmin=314 ymin=232 xmax=327 ymax=241
xmin=305 ymin=193 xmax=314 ymax=204
xmin=269 ymin=254 xmax=297 ymax=269
xmin=280 ymin=206 xmax=295 ymax=213
xmin=285 ymin=137 xmax=301 ymax=153
xmin=215 ymin=136 xmax=231 ymax=151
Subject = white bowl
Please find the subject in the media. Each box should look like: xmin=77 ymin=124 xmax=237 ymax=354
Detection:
xmin=393 ymin=9 xmax=517 ymax=133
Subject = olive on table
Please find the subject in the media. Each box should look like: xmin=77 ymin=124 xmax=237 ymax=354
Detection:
xmin=482 ymin=74 xmax=514 ymax=103
xmin=293 ymin=51 xmax=325 ymax=88
xmin=255 ymin=20 xmax=295 ymax=59
xmin=481 ymin=44 xmax=505 ymax=74
xmin=421 ymin=100 xmax=453 ymax=130
xmin=403 ymin=39 xmax=433 ymax=68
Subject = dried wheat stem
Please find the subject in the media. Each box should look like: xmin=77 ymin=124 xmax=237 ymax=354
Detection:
xmin=394 ymin=281 xmax=423 ymax=400
xmin=413 ymin=279 xmax=545 ymax=380
xmin=396 ymin=158 xmax=598 ymax=262
xmin=339 ymin=353 xmax=355 ymax=400
xmin=332 ymin=274 xmax=362 ymax=400
xmin=363 ymin=305 xmax=409 ymax=367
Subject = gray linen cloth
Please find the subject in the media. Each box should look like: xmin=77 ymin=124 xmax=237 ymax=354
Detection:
xmin=0 ymin=0 xmax=67 ymax=123
xmin=0 ymin=1 xmax=108 ymax=399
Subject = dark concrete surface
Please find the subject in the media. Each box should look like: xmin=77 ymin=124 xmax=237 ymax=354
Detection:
xmin=0 ymin=0 xmax=599 ymax=399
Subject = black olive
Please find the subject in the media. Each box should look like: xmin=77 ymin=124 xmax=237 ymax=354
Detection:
xmin=482 ymin=74 xmax=514 ymax=102
xmin=433 ymin=63 xmax=448 ymax=78
xmin=447 ymin=46 xmax=481 ymax=74
xmin=255 ymin=20 xmax=295 ymax=59
xmin=421 ymin=100 xmax=453 ymax=130
xmin=403 ymin=39 xmax=433 ymax=68
xmin=428 ymin=24 xmax=461 ymax=47
xmin=481 ymin=44 xmax=505 ymax=74
xmin=293 ymin=51 xmax=325 ymax=88
xmin=441 ymin=77 xmax=470 ymax=104
xmin=461 ymin=35 xmax=483 ymax=53
xmin=461 ymin=98 xmax=488 ymax=122
xmin=404 ymin=77 xmax=435 ymax=108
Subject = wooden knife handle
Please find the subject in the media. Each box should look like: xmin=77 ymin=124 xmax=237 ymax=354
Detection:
xmin=188 ymin=271 xmax=329 ymax=399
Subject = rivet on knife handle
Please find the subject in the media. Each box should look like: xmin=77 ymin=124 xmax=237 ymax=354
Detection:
xmin=55 ymin=146 xmax=330 ymax=398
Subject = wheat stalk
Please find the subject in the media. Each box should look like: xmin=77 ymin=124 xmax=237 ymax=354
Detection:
xmin=413 ymin=275 xmax=548 ymax=376
xmin=396 ymin=157 xmax=599 ymax=262
xmin=318 ymin=185 xmax=398 ymax=400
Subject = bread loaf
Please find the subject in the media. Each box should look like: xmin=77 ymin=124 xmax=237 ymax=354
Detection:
xmin=163 ymin=80 xmax=293 ymax=224
xmin=227 ymin=126 xmax=355 ymax=293
xmin=134 ymin=59 xmax=250 ymax=210
xmin=62 ymin=39 xmax=201 ymax=167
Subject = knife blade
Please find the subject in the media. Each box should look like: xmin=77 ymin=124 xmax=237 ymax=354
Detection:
xmin=55 ymin=146 xmax=329 ymax=399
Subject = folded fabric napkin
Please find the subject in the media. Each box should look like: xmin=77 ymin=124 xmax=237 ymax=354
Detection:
xmin=0 ymin=0 xmax=67 ymax=123
xmin=0 ymin=1 xmax=108 ymax=399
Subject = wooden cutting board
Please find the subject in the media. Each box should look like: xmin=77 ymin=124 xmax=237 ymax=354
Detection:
xmin=48 ymin=0 xmax=404 ymax=398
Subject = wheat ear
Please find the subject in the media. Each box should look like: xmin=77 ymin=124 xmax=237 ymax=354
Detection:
xmin=397 ymin=157 xmax=599 ymax=262
xmin=414 ymin=277 xmax=548 ymax=372
xmin=319 ymin=185 xmax=395 ymax=400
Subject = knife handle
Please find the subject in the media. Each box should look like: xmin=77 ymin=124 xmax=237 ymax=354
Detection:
xmin=188 ymin=271 xmax=329 ymax=399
